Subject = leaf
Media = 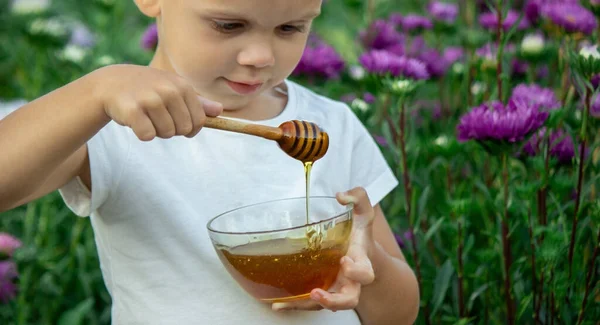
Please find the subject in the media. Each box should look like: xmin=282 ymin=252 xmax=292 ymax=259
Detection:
xmin=467 ymin=283 xmax=490 ymax=312
xmin=462 ymin=234 xmax=475 ymax=259
xmin=57 ymin=298 xmax=94 ymax=325
xmin=425 ymin=217 xmax=446 ymax=243
xmin=473 ymin=179 xmax=493 ymax=201
xmin=418 ymin=185 xmax=431 ymax=218
xmin=431 ymin=259 xmax=454 ymax=317
xmin=517 ymin=294 xmax=533 ymax=320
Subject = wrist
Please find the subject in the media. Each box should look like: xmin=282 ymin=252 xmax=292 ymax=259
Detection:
xmin=366 ymin=240 xmax=388 ymax=282
xmin=85 ymin=66 xmax=117 ymax=123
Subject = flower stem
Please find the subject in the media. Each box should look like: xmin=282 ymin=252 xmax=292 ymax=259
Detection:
xmin=496 ymin=1 xmax=504 ymax=103
xmin=399 ymin=99 xmax=412 ymax=221
xmin=366 ymin=0 xmax=377 ymax=25
xmin=568 ymin=87 xmax=592 ymax=279
xmin=399 ymin=98 xmax=428 ymax=324
xmin=576 ymin=227 xmax=600 ymax=325
xmin=458 ymin=218 xmax=465 ymax=318
xmin=501 ymin=153 xmax=515 ymax=325
xmin=527 ymin=207 xmax=539 ymax=324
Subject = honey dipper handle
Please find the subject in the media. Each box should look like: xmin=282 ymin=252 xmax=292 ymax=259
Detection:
xmin=203 ymin=116 xmax=283 ymax=141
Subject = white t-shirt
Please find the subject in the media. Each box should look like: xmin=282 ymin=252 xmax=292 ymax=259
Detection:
xmin=58 ymin=79 xmax=399 ymax=324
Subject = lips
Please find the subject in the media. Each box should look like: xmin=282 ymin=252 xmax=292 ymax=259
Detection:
xmin=226 ymin=79 xmax=263 ymax=95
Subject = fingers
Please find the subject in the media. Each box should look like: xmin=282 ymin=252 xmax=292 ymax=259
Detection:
xmin=128 ymin=83 xmax=222 ymax=141
xmin=271 ymin=256 xmax=372 ymax=313
xmin=341 ymin=255 xmax=375 ymax=285
xmin=336 ymin=187 xmax=373 ymax=216
xmin=142 ymin=93 xmax=176 ymax=139
xmin=271 ymin=284 xmax=362 ymax=312
xmin=272 ymin=299 xmax=323 ymax=312
xmin=198 ymin=96 xmax=223 ymax=117
xmin=310 ymin=283 xmax=361 ymax=311
xmin=182 ymin=86 xmax=223 ymax=138
xmin=129 ymin=109 xmax=156 ymax=141
xmin=161 ymin=85 xmax=193 ymax=136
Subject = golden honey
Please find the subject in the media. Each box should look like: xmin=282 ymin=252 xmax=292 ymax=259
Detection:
xmin=216 ymin=219 xmax=352 ymax=302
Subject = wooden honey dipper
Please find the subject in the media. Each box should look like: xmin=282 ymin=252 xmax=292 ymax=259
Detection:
xmin=203 ymin=117 xmax=329 ymax=163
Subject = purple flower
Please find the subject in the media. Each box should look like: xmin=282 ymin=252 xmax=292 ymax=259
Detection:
xmin=523 ymin=128 xmax=575 ymax=163
xmin=419 ymin=47 xmax=465 ymax=78
xmin=402 ymin=14 xmax=433 ymax=32
xmin=592 ymin=94 xmax=600 ymax=118
xmin=293 ymin=39 xmax=345 ymax=79
xmin=475 ymin=43 xmax=496 ymax=61
xmin=591 ymin=74 xmax=600 ymax=90
xmin=0 ymin=233 xmax=21 ymax=257
xmin=359 ymin=19 xmax=403 ymax=50
xmin=536 ymin=65 xmax=550 ymax=79
xmin=511 ymin=83 xmax=561 ymax=111
xmin=389 ymin=13 xmax=403 ymax=27
xmin=443 ymin=47 xmax=465 ymax=64
xmin=363 ymin=92 xmax=376 ymax=104
xmin=387 ymin=36 xmax=428 ymax=57
xmin=0 ymin=261 xmax=18 ymax=303
xmin=479 ymin=10 xmax=530 ymax=31
xmin=340 ymin=93 xmax=357 ymax=104
xmin=359 ymin=50 xmax=430 ymax=80
xmin=394 ymin=231 xmax=413 ymax=249
xmin=141 ymin=23 xmax=158 ymax=50
xmin=512 ymin=59 xmax=530 ymax=76
xmin=541 ymin=3 xmax=597 ymax=35
xmin=419 ymin=49 xmax=447 ymax=77
xmin=374 ymin=135 xmax=389 ymax=147
xmin=427 ymin=1 xmax=459 ymax=24
xmin=525 ymin=0 xmax=578 ymax=23
xmin=457 ymin=99 xmax=548 ymax=143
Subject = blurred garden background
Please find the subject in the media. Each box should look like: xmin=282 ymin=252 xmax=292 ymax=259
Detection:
xmin=1 ymin=0 xmax=600 ymax=324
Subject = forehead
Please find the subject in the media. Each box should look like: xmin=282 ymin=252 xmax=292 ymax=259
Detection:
xmin=181 ymin=0 xmax=322 ymax=22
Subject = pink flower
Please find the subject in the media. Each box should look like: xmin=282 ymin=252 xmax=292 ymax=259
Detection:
xmin=0 ymin=233 xmax=22 ymax=257
xmin=0 ymin=261 xmax=18 ymax=303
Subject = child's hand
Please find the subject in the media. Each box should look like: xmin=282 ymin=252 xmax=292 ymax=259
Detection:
xmin=272 ymin=188 xmax=376 ymax=312
xmin=91 ymin=64 xmax=223 ymax=141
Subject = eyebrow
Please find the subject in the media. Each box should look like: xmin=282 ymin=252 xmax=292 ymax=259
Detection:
xmin=202 ymin=10 xmax=321 ymax=22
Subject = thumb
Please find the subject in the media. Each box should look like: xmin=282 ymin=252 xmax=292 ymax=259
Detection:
xmin=336 ymin=187 xmax=374 ymax=217
xmin=198 ymin=97 xmax=223 ymax=117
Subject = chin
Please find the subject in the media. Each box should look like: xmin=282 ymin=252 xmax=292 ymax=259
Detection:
xmin=214 ymin=94 xmax=256 ymax=111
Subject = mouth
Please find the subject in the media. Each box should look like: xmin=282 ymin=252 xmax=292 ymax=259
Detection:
xmin=225 ymin=79 xmax=264 ymax=95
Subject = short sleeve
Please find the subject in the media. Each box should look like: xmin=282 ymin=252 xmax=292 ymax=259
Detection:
xmin=347 ymin=110 xmax=399 ymax=206
xmin=58 ymin=121 xmax=131 ymax=217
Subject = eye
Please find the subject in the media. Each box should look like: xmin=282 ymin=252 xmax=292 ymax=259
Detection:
xmin=278 ymin=24 xmax=305 ymax=34
xmin=212 ymin=21 xmax=245 ymax=33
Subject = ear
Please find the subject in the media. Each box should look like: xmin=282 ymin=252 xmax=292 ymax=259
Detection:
xmin=133 ymin=0 xmax=161 ymax=18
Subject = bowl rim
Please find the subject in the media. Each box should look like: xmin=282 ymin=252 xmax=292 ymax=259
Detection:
xmin=206 ymin=196 xmax=353 ymax=235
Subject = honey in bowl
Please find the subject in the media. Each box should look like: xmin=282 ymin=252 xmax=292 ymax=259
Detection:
xmin=215 ymin=219 xmax=351 ymax=302
xmin=207 ymin=197 xmax=353 ymax=303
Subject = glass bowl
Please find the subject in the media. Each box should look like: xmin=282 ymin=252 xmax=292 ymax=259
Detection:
xmin=206 ymin=196 xmax=353 ymax=303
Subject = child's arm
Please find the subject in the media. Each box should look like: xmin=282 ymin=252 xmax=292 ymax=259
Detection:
xmin=354 ymin=204 xmax=420 ymax=325
xmin=0 ymin=64 xmax=222 ymax=212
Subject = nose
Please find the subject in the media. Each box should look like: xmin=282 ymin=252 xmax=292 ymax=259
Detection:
xmin=237 ymin=42 xmax=275 ymax=69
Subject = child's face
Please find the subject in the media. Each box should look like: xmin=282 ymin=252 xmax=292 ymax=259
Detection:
xmin=150 ymin=0 xmax=322 ymax=110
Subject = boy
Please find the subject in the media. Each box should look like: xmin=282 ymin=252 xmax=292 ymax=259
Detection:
xmin=0 ymin=0 xmax=419 ymax=324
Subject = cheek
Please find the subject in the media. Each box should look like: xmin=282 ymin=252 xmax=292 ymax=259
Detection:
xmin=275 ymin=40 xmax=308 ymax=74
